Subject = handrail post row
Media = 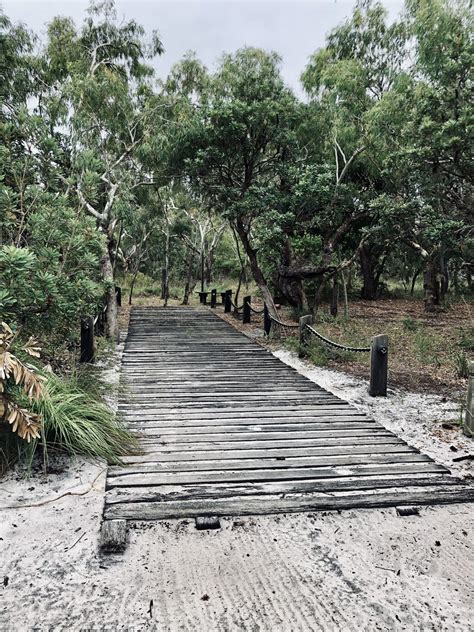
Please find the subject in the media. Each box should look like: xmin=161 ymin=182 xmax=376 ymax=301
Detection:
xmin=263 ymin=303 xmax=271 ymax=336
xmin=210 ymin=288 xmax=217 ymax=308
xmin=463 ymin=360 xmax=474 ymax=437
xmin=80 ymin=316 xmax=95 ymax=363
xmin=243 ymin=296 xmax=251 ymax=324
xmin=369 ymin=334 xmax=388 ymax=397
xmin=224 ymin=289 xmax=232 ymax=313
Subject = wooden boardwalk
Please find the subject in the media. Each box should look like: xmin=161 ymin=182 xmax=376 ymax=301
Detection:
xmin=104 ymin=307 xmax=474 ymax=521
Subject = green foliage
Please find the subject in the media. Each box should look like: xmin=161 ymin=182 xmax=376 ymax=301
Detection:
xmin=402 ymin=317 xmax=419 ymax=332
xmin=27 ymin=372 xmax=138 ymax=465
xmin=175 ymin=46 xmax=299 ymax=220
xmin=412 ymin=330 xmax=442 ymax=366
xmin=452 ymin=350 xmax=469 ymax=379
xmin=0 ymin=0 xmax=472 ymax=406
xmin=458 ymin=328 xmax=474 ymax=352
xmin=302 ymin=338 xmax=332 ymax=366
xmin=0 ymin=196 xmax=104 ymax=344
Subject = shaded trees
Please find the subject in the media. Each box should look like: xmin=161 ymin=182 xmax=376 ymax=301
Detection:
xmin=174 ymin=48 xmax=300 ymax=315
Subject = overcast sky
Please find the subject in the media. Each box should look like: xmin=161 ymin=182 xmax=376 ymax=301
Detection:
xmin=2 ymin=0 xmax=405 ymax=95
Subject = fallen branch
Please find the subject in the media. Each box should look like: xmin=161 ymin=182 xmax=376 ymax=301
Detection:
xmin=64 ymin=531 xmax=86 ymax=552
xmin=1 ymin=467 xmax=107 ymax=510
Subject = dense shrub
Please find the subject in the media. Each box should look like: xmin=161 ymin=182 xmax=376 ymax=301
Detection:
xmin=0 ymin=193 xmax=105 ymax=346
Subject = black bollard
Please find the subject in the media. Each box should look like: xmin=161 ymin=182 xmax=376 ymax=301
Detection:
xmin=80 ymin=316 xmax=95 ymax=363
xmin=224 ymin=290 xmax=232 ymax=313
xmin=263 ymin=303 xmax=271 ymax=336
xmin=243 ymin=295 xmax=251 ymax=324
xmin=369 ymin=334 xmax=388 ymax=396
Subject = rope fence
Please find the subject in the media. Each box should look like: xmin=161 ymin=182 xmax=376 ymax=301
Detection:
xmin=247 ymin=302 xmax=265 ymax=315
xmin=305 ymin=325 xmax=370 ymax=353
xmin=300 ymin=316 xmax=388 ymax=397
xmin=214 ymin=288 xmax=388 ymax=397
xmin=230 ymin=299 xmax=245 ymax=311
xmin=269 ymin=314 xmax=300 ymax=330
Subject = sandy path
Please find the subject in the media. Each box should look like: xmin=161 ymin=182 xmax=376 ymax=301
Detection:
xmin=0 ymin=468 xmax=472 ymax=631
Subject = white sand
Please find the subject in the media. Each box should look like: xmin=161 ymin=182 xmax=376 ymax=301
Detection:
xmin=1 ymin=343 xmax=473 ymax=630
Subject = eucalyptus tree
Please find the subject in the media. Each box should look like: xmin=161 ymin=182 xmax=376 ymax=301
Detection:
xmin=0 ymin=12 xmax=104 ymax=344
xmin=179 ymin=203 xmax=225 ymax=296
xmin=403 ymin=0 xmax=472 ymax=307
xmin=0 ymin=11 xmax=36 ymax=247
xmin=41 ymin=0 xmax=164 ymax=337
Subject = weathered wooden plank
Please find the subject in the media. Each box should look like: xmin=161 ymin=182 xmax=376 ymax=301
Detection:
xmin=104 ymin=485 xmax=474 ymax=520
xmin=120 ymin=392 xmax=339 ymax=401
xmin=118 ymin=402 xmax=349 ymax=414
xmin=106 ymin=461 xmax=446 ymax=487
xmin=118 ymin=444 xmax=421 ymax=465
xmin=125 ymin=388 xmax=330 ymax=397
xmin=125 ymin=421 xmax=380 ymax=433
xmin=136 ymin=436 xmax=405 ymax=452
xmin=133 ymin=428 xmax=397 ymax=441
xmin=119 ymin=407 xmax=361 ymax=420
xmin=105 ymin=474 xmax=456 ymax=505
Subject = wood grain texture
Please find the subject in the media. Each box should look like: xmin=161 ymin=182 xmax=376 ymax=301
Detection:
xmin=103 ymin=307 xmax=473 ymax=521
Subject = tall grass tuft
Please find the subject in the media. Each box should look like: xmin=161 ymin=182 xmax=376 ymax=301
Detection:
xmin=26 ymin=373 xmax=139 ymax=466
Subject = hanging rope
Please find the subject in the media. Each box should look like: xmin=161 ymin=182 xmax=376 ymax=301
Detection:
xmin=247 ymin=301 xmax=265 ymax=315
xmin=230 ymin=299 xmax=244 ymax=311
xmin=305 ymin=324 xmax=370 ymax=353
xmin=269 ymin=314 xmax=300 ymax=330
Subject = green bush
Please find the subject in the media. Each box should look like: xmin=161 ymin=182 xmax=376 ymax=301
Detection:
xmin=402 ymin=316 xmax=419 ymax=331
xmin=2 ymin=372 xmax=138 ymax=471
xmin=0 ymin=193 xmax=105 ymax=346
xmin=453 ymin=350 xmax=469 ymax=379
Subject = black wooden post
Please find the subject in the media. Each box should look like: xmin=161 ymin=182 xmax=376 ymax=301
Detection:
xmin=96 ymin=308 xmax=104 ymax=336
xmin=198 ymin=291 xmax=209 ymax=305
xmin=369 ymin=334 xmax=388 ymax=396
xmin=80 ymin=316 xmax=95 ymax=363
xmin=210 ymin=289 xmax=217 ymax=308
xmin=263 ymin=303 xmax=271 ymax=336
xmin=464 ymin=360 xmax=474 ymax=437
xmin=300 ymin=314 xmax=313 ymax=350
xmin=161 ymin=268 xmax=166 ymax=299
xmin=220 ymin=291 xmax=227 ymax=305
xmin=243 ymin=295 xmax=251 ymax=324
xmin=200 ymin=249 xmax=205 ymax=293
xmin=224 ymin=290 xmax=232 ymax=313
xmin=115 ymin=286 xmax=122 ymax=307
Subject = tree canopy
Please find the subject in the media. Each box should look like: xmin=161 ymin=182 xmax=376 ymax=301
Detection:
xmin=1 ymin=0 xmax=472 ymax=345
